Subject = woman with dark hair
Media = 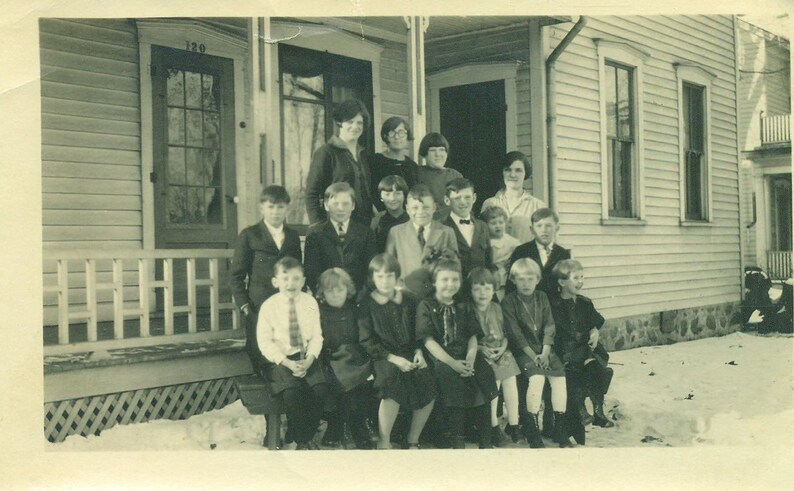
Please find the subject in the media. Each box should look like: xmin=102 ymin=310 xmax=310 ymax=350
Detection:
xmin=305 ymin=99 xmax=375 ymax=225
xmin=370 ymin=117 xmax=419 ymax=209
xmin=416 ymin=132 xmax=463 ymax=220
xmin=480 ymin=151 xmax=546 ymax=243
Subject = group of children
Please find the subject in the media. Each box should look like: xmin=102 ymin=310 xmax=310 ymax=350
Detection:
xmin=231 ymin=170 xmax=615 ymax=450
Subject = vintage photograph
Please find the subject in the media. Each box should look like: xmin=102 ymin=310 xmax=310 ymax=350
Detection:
xmin=3 ymin=5 xmax=785 ymax=486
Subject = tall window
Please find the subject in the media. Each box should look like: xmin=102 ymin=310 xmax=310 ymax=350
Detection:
xmin=596 ymin=40 xmax=648 ymax=223
xmin=278 ymin=44 xmax=373 ymax=226
xmin=605 ymin=62 xmax=635 ymax=218
xmin=676 ymin=64 xmax=715 ymax=224
xmin=683 ymin=82 xmax=706 ymax=220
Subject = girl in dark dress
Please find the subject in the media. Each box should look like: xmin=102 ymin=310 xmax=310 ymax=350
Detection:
xmin=417 ymin=257 xmax=498 ymax=449
xmin=502 ymin=258 xmax=572 ymax=448
xmin=359 ymin=254 xmax=436 ymax=449
xmin=316 ymin=268 xmax=374 ymax=449
xmin=370 ymin=116 xmax=419 ymax=205
xmin=370 ymin=175 xmax=410 ymax=253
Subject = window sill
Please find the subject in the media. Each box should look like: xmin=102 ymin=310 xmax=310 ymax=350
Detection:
xmin=600 ymin=218 xmax=647 ymax=226
xmin=679 ymin=220 xmax=714 ymax=227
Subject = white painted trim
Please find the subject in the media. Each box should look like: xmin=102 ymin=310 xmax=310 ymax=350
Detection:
xmin=268 ymin=21 xmax=385 ymax=185
xmin=426 ymin=62 xmax=519 ymax=154
xmin=296 ymin=17 xmax=406 ymax=44
xmin=676 ymin=62 xmax=717 ymax=223
xmin=529 ymin=19 xmax=547 ymax=201
xmin=136 ymin=19 xmax=250 ymax=243
xmin=596 ymin=41 xmax=648 ymax=221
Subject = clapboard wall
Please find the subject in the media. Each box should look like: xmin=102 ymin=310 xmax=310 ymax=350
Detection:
xmin=549 ymin=15 xmax=741 ymax=319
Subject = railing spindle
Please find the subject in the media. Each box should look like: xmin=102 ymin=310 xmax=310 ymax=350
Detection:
xmin=85 ymin=259 xmax=97 ymax=342
xmin=186 ymin=258 xmax=197 ymax=333
xmin=57 ymin=259 xmax=69 ymax=345
xmin=113 ymin=258 xmax=124 ymax=339
xmin=163 ymin=258 xmax=174 ymax=336
xmin=209 ymin=258 xmax=219 ymax=332
xmin=138 ymin=258 xmax=150 ymax=337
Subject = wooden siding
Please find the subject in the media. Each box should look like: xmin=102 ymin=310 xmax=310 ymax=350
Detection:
xmin=40 ymin=18 xmax=142 ymax=249
xmin=378 ymin=39 xmax=411 ymax=129
xmin=40 ymin=18 xmax=143 ymax=326
xmin=551 ymin=15 xmax=741 ymax=319
xmin=424 ymin=25 xmax=533 ymax=162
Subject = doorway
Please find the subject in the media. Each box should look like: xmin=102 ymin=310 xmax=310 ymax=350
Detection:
xmin=439 ymin=79 xmax=507 ymax=216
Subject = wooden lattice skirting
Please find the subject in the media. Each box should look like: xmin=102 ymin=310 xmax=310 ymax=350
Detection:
xmin=45 ymin=377 xmax=239 ymax=443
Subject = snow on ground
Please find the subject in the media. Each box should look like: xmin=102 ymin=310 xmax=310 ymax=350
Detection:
xmin=51 ymin=332 xmax=793 ymax=451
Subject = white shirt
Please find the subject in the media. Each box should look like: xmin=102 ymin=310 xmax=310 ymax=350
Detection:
xmin=256 ymin=291 xmax=323 ymax=365
xmin=481 ymin=190 xmax=546 ymax=244
xmin=264 ymin=220 xmax=285 ymax=250
xmin=330 ymin=218 xmax=350 ymax=236
xmin=538 ymin=241 xmax=555 ymax=266
xmin=450 ymin=212 xmax=474 ymax=247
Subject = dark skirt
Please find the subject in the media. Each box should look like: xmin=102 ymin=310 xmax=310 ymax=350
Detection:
xmin=324 ymin=343 xmax=372 ymax=393
xmin=372 ymin=359 xmax=436 ymax=411
xmin=266 ymin=353 xmax=329 ymax=394
xmin=514 ymin=350 xmax=565 ymax=378
xmin=559 ymin=341 xmax=610 ymax=369
xmin=431 ymin=352 xmax=498 ymax=408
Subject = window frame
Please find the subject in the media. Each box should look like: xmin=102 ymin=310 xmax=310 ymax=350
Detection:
xmin=675 ymin=63 xmax=717 ymax=225
xmin=595 ymin=39 xmax=650 ymax=224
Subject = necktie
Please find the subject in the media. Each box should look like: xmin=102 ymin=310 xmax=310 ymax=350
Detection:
xmin=417 ymin=225 xmax=426 ymax=249
xmin=458 ymin=218 xmax=471 ymax=225
xmin=337 ymin=222 xmax=346 ymax=244
xmin=441 ymin=304 xmax=456 ymax=346
xmin=544 ymin=245 xmax=552 ymax=256
xmin=288 ymin=297 xmax=305 ymax=359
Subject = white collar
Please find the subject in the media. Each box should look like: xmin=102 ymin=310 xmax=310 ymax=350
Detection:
xmin=413 ymin=221 xmax=431 ymax=232
xmin=330 ymin=218 xmax=350 ymax=231
xmin=450 ymin=212 xmax=473 ymax=224
xmin=263 ymin=220 xmax=284 ymax=234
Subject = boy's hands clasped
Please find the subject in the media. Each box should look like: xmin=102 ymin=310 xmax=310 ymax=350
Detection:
xmin=283 ymin=354 xmax=316 ymax=378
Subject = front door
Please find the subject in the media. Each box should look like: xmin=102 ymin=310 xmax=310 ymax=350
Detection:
xmin=151 ymin=45 xmax=238 ymax=310
xmin=439 ymin=79 xmax=507 ymax=217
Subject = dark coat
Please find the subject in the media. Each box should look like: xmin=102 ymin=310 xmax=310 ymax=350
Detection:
xmin=230 ymin=221 xmax=302 ymax=310
xmin=507 ymin=240 xmax=571 ymax=295
xmin=304 ymin=219 xmax=376 ymax=294
xmin=305 ymin=137 xmax=375 ymax=226
xmin=443 ymin=215 xmax=493 ymax=278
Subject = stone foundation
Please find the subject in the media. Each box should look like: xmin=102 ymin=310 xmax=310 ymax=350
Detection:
xmin=599 ymin=301 xmax=743 ymax=352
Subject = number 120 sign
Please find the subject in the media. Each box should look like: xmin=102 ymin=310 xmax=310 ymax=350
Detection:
xmin=185 ymin=41 xmax=206 ymax=53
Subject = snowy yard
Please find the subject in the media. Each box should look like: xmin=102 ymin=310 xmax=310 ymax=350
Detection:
xmin=51 ymin=331 xmax=793 ymax=451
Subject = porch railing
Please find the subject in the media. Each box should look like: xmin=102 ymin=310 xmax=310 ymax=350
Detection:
xmin=760 ymin=113 xmax=791 ymax=145
xmin=43 ymin=249 xmax=241 ymax=355
xmin=766 ymin=250 xmax=793 ymax=280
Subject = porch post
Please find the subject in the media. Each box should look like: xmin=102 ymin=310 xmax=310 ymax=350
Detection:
xmin=248 ymin=17 xmax=274 ymax=225
xmin=405 ymin=16 xmax=428 ymax=162
xmin=528 ymin=18 xmax=548 ymax=202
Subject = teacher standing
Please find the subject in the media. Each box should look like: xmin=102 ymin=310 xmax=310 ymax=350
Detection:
xmin=306 ymin=99 xmax=375 ymax=225
xmin=480 ymin=151 xmax=546 ymax=243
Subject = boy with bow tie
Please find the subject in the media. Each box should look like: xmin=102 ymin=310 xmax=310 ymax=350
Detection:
xmin=442 ymin=178 xmax=494 ymax=280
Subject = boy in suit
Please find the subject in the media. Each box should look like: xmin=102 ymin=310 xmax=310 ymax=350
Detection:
xmin=442 ymin=178 xmax=493 ymax=279
xmin=507 ymin=208 xmax=571 ymax=295
xmin=231 ymin=185 xmax=303 ymax=376
xmin=304 ymin=182 xmax=377 ymax=296
xmin=505 ymin=207 xmax=572 ymax=435
xmin=386 ymin=184 xmax=458 ymax=296
xmin=257 ymin=257 xmax=330 ymax=450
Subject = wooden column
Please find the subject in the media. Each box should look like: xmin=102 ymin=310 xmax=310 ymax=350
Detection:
xmin=248 ymin=18 xmax=274 ymax=226
xmin=528 ymin=18 xmax=548 ymax=202
xmin=406 ymin=16 xmax=429 ymax=162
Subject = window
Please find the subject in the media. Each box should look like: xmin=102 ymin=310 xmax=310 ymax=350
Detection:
xmin=605 ymin=62 xmax=635 ymax=217
xmin=682 ymin=82 xmax=706 ymax=220
xmin=595 ymin=40 xmax=650 ymax=223
xmin=676 ymin=64 xmax=716 ymax=224
xmin=278 ymin=44 xmax=374 ymax=226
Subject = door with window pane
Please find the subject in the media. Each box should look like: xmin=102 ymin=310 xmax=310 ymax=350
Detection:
xmin=278 ymin=44 xmax=374 ymax=226
xmin=151 ymin=45 xmax=237 ymax=311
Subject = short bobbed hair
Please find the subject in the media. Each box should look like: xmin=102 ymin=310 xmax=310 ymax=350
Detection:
xmin=316 ymin=267 xmax=356 ymax=301
xmin=503 ymin=150 xmax=531 ymax=176
xmin=368 ymin=253 xmax=402 ymax=289
xmin=332 ymin=99 xmax=370 ymax=130
xmin=378 ymin=175 xmax=409 ymax=195
xmin=480 ymin=206 xmax=508 ymax=223
xmin=467 ymin=267 xmax=499 ymax=290
xmin=509 ymin=258 xmax=541 ymax=280
xmin=380 ymin=116 xmax=413 ymax=143
xmin=418 ymin=132 xmax=450 ymax=158
xmin=431 ymin=257 xmax=462 ymax=282
xmin=551 ymin=259 xmax=584 ymax=282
